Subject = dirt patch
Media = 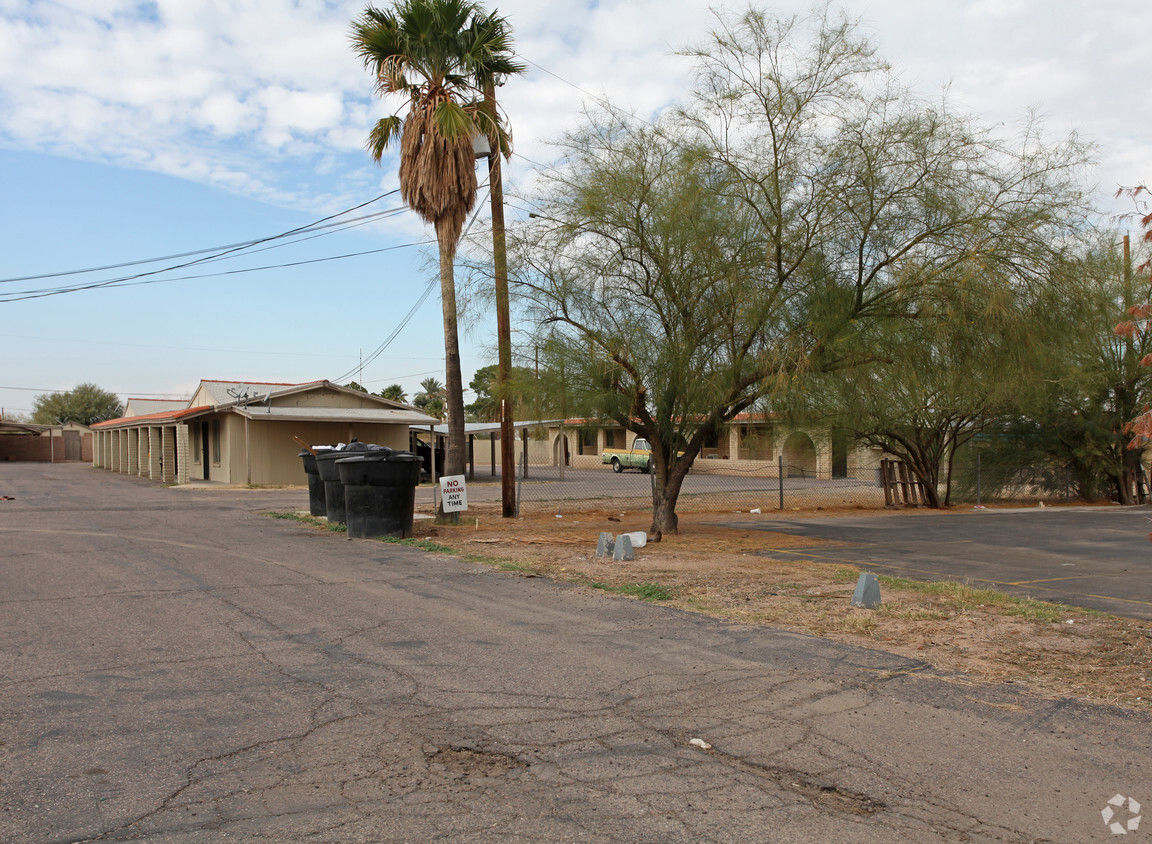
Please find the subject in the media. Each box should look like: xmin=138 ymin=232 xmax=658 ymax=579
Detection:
xmin=417 ymin=506 xmax=1152 ymax=712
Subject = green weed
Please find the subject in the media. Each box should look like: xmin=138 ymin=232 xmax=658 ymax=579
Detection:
xmin=876 ymin=574 xmax=1094 ymax=622
xmin=588 ymin=581 xmax=673 ymax=601
xmin=379 ymin=536 xmax=454 ymax=553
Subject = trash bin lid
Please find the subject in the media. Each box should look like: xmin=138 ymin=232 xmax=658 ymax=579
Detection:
xmin=336 ymin=447 xmax=399 ymax=464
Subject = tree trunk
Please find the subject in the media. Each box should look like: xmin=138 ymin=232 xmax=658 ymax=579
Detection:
xmin=648 ymin=451 xmax=692 ymax=536
xmin=436 ymin=225 xmax=466 ymax=481
xmin=942 ymin=441 xmax=958 ymax=507
xmin=1114 ymin=470 xmax=1135 ymax=505
xmin=904 ymin=452 xmax=943 ymax=508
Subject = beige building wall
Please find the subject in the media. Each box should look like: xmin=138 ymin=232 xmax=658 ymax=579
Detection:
xmin=522 ymin=420 xmax=883 ymax=480
xmin=483 ymin=427 xmax=579 ymax=469
xmin=177 ymin=413 xmax=419 ymax=485
xmin=243 ymin=419 xmax=414 ymax=486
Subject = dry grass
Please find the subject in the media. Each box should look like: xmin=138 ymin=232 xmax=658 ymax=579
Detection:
xmin=407 ymin=505 xmax=1152 ymax=712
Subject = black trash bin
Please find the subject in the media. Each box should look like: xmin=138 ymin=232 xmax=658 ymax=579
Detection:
xmin=314 ymin=442 xmax=368 ymax=524
xmin=337 ymin=450 xmax=422 ymax=539
xmin=298 ymin=448 xmax=327 ymax=517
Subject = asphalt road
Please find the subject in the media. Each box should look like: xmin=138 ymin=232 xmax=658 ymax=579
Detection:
xmin=2 ymin=463 xmax=1150 ymax=842
xmin=715 ymin=507 xmax=1152 ymax=620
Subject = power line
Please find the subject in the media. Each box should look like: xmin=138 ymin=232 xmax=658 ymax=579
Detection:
xmin=518 ymin=55 xmax=602 ymax=105
xmin=0 ymin=197 xmax=402 ymax=284
xmin=0 ymin=195 xmax=429 ymax=303
xmin=0 ymin=234 xmax=438 ymax=302
xmin=0 ymin=191 xmax=402 ymax=297
xmin=329 ymin=185 xmax=492 ymax=385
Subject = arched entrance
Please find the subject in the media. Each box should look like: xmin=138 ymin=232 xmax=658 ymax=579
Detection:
xmin=552 ymin=433 xmax=570 ymax=467
xmin=782 ymin=432 xmax=817 ymax=478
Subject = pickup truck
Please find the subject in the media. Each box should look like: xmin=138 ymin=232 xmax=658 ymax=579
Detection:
xmin=602 ymin=438 xmax=654 ymax=473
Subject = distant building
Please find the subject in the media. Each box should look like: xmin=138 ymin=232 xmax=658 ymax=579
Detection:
xmin=91 ymin=379 xmax=437 ymax=485
xmin=0 ymin=419 xmax=92 ymax=463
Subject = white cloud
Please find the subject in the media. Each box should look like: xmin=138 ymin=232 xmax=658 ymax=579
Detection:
xmin=0 ymin=0 xmax=1148 ymax=217
xmin=257 ymin=86 xmax=345 ymax=135
xmin=198 ymin=93 xmax=251 ymax=136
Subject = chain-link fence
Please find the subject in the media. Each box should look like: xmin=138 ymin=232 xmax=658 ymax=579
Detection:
xmin=513 ymin=456 xmax=888 ymax=516
xmin=510 ymin=455 xmax=1138 ymax=516
xmin=421 ymin=433 xmax=1148 ymax=517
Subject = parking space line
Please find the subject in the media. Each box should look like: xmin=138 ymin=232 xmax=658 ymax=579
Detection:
xmin=1003 ymin=576 xmax=1095 ymax=586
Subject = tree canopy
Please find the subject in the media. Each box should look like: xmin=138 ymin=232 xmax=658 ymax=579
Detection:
xmin=466 ymin=363 xmax=538 ymax=421
xmin=378 ymin=383 xmax=408 ymax=403
xmin=413 ymin=377 xmax=446 ymax=418
xmin=510 ymin=5 xmax=1092 ymax=532
xmin=32 ymin=383 xmax=123 ymax=426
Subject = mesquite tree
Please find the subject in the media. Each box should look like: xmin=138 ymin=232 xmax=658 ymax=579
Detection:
xmin=511 ymin=6 xmax=1092 ymax=533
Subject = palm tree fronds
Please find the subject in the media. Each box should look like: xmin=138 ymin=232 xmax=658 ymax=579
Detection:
xmin=367 ymin=115 xmax=404 ymax=162
xmin=431 ymin=98 xmax=475 ymax=141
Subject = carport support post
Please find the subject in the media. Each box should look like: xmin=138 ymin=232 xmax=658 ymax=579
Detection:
xmin=778 ymin=454 xmax=784 ymax=510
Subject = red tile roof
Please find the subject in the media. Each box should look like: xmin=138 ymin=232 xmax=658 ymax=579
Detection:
xmin=91 ymin=406 xmax=212 ymax=428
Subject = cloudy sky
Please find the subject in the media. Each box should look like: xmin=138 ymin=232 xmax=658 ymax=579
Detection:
xmin=1 ymin=0 xmax=1148 ymax=418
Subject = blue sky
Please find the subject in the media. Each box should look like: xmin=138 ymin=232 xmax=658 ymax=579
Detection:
xmin=2 ymin=0 xmax=1149 ymax=418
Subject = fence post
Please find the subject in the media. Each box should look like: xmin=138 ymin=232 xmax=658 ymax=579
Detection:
xmin=778 ymin=454 xmax=784 ymax=510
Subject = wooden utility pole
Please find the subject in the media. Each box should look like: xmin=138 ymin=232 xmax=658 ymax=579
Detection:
xmin=487 ymin=81 xmax=516 ymax=517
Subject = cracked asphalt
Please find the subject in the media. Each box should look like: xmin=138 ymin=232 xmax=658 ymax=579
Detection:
xmin=2 ymin=463 xmax=1150 ymax=843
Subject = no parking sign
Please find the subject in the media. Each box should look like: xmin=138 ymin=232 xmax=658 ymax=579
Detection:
xmin=439 ymin=475 xmax=468 ymax=512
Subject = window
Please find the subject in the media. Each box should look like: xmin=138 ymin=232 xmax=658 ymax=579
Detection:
xmin=211 ymin=420 xmax=221 ymax=464
xmin=578 ymin=428 xmax=597 ymax=455
xmin=192 ymin=424 xmax=201 ymax=463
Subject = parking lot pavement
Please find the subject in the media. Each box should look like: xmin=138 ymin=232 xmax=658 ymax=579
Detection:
xmin=3 ymin=464 xmax=1152 ymax=842
xmin=715 ymin=506 xmax=1152 ymax=619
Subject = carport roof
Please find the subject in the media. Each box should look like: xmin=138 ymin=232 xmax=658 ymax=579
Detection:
xmin=411 ymin=420 xmax=564 ymax=435
xmin=91 ymin=406 xmax=212 ymax=429
xmin=0 ymin=421 xmax=53 ymax=435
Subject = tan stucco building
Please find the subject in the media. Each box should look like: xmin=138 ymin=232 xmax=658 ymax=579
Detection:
xmin=92 ymin=379 xmax=438 ymax=486
xmin=488 ymin=414 xmax=883 ymax=481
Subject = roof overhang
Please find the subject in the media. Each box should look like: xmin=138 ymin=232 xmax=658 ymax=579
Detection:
xmin=411 ymin=419 xmax=565 ymax=435
xmin=234 ymin=406 xmax=439 ymax=425
xmin=0 ymin=421 xmax=53 ymax=435
xmin=91 ymin=406 xmax=213 ymax=429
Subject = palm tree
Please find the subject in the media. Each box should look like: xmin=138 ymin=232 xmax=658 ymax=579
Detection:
xmin=351 ymin=0 xmax=523 ymax=479
xmin=378 ymin=383 xmax=408 ymax=403
xmin=413 ymin=377 xmax=447 ymax=418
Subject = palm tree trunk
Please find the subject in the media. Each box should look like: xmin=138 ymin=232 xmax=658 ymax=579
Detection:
xmin=436 ymin=224 xmax=467 ymax=481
